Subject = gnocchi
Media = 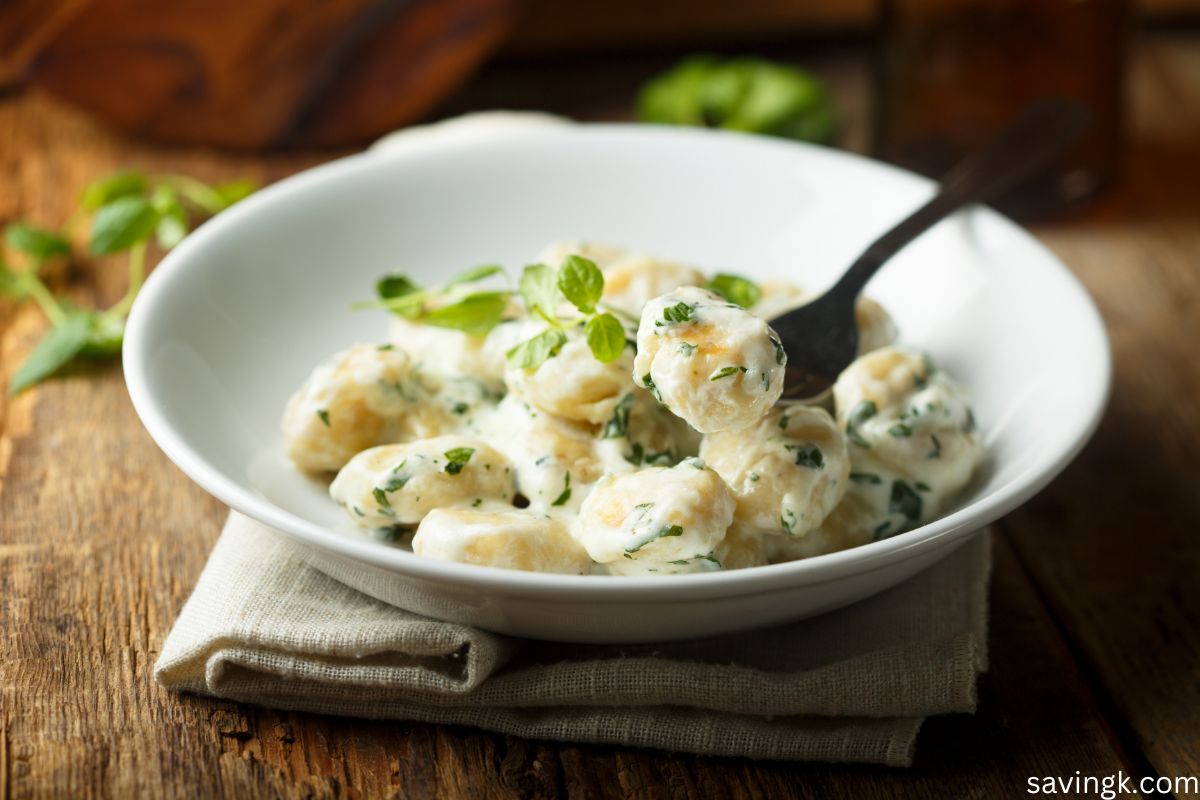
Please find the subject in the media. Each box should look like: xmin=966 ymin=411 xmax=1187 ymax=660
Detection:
xmin=284 ymin=242 xmax=984 ymax=575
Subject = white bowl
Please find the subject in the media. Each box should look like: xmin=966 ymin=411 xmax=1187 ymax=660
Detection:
xmin=124 ymin=125 xmax=1109 ymax=643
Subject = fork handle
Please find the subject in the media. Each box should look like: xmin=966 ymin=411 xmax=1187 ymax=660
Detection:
xmin=831 ymin=98 xmax=1091 ymax=300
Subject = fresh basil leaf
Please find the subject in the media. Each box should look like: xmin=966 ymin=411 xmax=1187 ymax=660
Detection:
xmin=377 ymin=273 xmax=422 ymax=304
xmin=519 ymin=263 xmax=560 ymax=321
xmin=557 ymin=255 xmax=603 ymax=313
xmin=9 ymin=312 xmax=91 ymax=394
xmin=423 ymin=291 xmax=507 ymax=335
xmin=81 ymin=172 xmax=147 ymax=211
xmin=448 ymin=264 xmax=504 ymax=286
xmin=506 ymin=328 xmax=568 ymax=370
xmin=706 ymin=273 xmax=761 ymax=308
xmin=151 ymin=187 xmax=189 ymax=250
xmin=5 ymin=223 xmax=71 ymax=261
xmin=78 ymin=314 xmax=125 ymax=357
xmin=585 ymin=312 xmax=625 ymax=364
xmin=90 ymin=197 xmax=158 ymax=255
xmin=211 ymin=180 xmax=256 ymax=210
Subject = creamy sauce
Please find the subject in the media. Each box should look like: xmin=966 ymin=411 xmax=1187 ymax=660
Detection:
xmin=282 ymin=242 xmax=983 ymax=574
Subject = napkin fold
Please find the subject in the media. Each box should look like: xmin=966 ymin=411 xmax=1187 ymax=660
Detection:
xmin=155 ymin=513 xmax=990 ymax=766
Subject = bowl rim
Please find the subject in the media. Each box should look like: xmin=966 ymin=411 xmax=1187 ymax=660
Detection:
xmin=123 ymin=123 xmax=1111 ymax=601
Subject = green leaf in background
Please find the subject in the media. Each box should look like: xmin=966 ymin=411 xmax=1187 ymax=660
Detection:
xmin=519 ymin=263 xmax=560 ymax=322
xmin=79 ymin=314 xmax=125 ymax=357
xmin=506 ymin=328 xmax=568 ymax=370
xmin=585 ymin=312 xmax=626 ymax=363
xmin=151 ymin=186 xmax=189 ymax=250
xmin=1 ymin=254 xmax=27 ymax=299
xmin=211 ymin=180 xmax=256 ymax=210
xmin=80 ymin=171 xmax=148 ymax=211
xmin=706 ymin=273 xmax=761 ymax=308
xmin=90 ymin=197 xmax=158 ymax=255
xmin=638 ymin=56 xmax=838 ymax=145
xmin=377 ymin=274 xmax=421 ymax=300
xmin=557 ymin=255 xmax=604 ymax=313
xmin=9 ymin=312 xmax=92 ymax=394
xmin=448 ymin=264 xmax=504 ymax=287
xmin=5 ymin=223 xmax=71 ymax=261
xmin=422 ymin=291 xmax=508 ymax=335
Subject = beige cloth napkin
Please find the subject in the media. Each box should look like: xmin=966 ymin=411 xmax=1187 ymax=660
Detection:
xmin=155 ymin=513 xmax=990 ymax=766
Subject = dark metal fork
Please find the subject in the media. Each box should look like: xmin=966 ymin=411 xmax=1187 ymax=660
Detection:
xmin=772 ymin=98 xmax=1090 ymax=400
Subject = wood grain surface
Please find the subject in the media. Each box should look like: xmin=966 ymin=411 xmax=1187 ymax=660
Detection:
xmin=3 ymin=31 xmax=1199 ymax=800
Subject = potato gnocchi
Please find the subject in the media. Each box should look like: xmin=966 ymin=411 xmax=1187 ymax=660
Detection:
xmin=283 ymin=242 xmax=983 ymax=575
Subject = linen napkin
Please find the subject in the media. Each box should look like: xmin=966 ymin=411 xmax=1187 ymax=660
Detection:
xmin=155 ymin=513 xmax=990 ymax=767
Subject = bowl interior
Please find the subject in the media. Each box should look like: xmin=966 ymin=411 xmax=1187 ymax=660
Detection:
xmin=125 ymin=125 xmax=1108 ymax=588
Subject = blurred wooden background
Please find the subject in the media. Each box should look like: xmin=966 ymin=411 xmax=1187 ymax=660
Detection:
xmin=0 ymin=0 xmax=1196 ymax=149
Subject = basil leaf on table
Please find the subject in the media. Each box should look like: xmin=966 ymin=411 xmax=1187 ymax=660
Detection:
xmin=9 ymin=312 xmax=92 ymax=394
xmin=5 ymin=223 xmax=71 ymax=261
xmin=89 ymin=197 xmax=158 ymax=255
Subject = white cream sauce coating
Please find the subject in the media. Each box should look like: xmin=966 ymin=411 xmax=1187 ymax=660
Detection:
xmin=633 ymin=286 xmax=786 ymax=433
xmin=284 ymin=243 xmax=984 ymax=575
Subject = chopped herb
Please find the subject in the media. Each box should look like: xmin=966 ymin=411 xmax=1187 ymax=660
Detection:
xmin=778 ymin=414 xmax=790 ymax=429
xmin=678 ymin=342 xmax=697 ymax=356
xmin=846 ymin=400 xmax=877 ymax=448
xmin=748 ymin=472 xmax=760 ymax=482
xmin=849 ymin=472 xmax=882 ymax=485
xmin=928 ymin=434 xmax=942 ymax=459
xmin=965 ymin=408 xmax=977 ymax=433
xmin=371 ymin=487 xmax=394 ymax=515
xmin=383 ymin=461 xmax=409 ymax=492
xmin=315 ymin=409 xmax=331 ymax=427
xmin=786 ymin=443 xmax=824 ymax=469
xmin=760 ymin=371 xmax=770 ymax=391
xmin=873 ymin=521 xmax=892 ymax=540
xmin=915 ymin=481 xmax=932 ymax=492
xmin=683 ymin=457 xmax=706 ymax=469
xmin=888 ymin=422 xmax=913 ymax=438
xmin=772 ymin=337 xmax=786 ymax=365
xmin=781 ymin=508 xmax=798 ymax=534
xmin=641 ymin=372 xmax=662 ymax=402
xmin=452 ymin=401 xmax=469 ymax=415
xmin=443 ymin=447 xmax=475 ymax=475
xmin=661 ymin=302 xmax=694 ymax=324
xmin=706 ymin=273 xmax=761 ymax=307
xmin=625 ymin=524 xmax=684 ymax=553
xmin=471 ymin=497 xmax=483 ymax=508
xmin=534 ymin=455 xmax=552 ymax=466
xmin=602 ymin=394 xmax=634 ymax=439
xmin=889 ymin=480 xmax=923 ymax=523
xmin=352 ymin=505 xmax=366 ymax=517
xmin=551 ymin=472 xmax=572 ymax=506
xmin=710 ymin=365 xmax=746 ymax=381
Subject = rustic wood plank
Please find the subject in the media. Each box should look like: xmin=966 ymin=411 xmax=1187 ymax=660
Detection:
xmin=1006 ymin=31 xmax=1200 ymax=783
xmin=3 ymin=33 xmax=1196 ymax=798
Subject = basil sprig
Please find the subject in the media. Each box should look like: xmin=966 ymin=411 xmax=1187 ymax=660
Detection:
xmin=2 ymin=170 xmax=256 ymax=394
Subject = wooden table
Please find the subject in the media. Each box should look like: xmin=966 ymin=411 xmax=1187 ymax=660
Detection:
xmin=3 ymin=31 xmax=1198 ymax=800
